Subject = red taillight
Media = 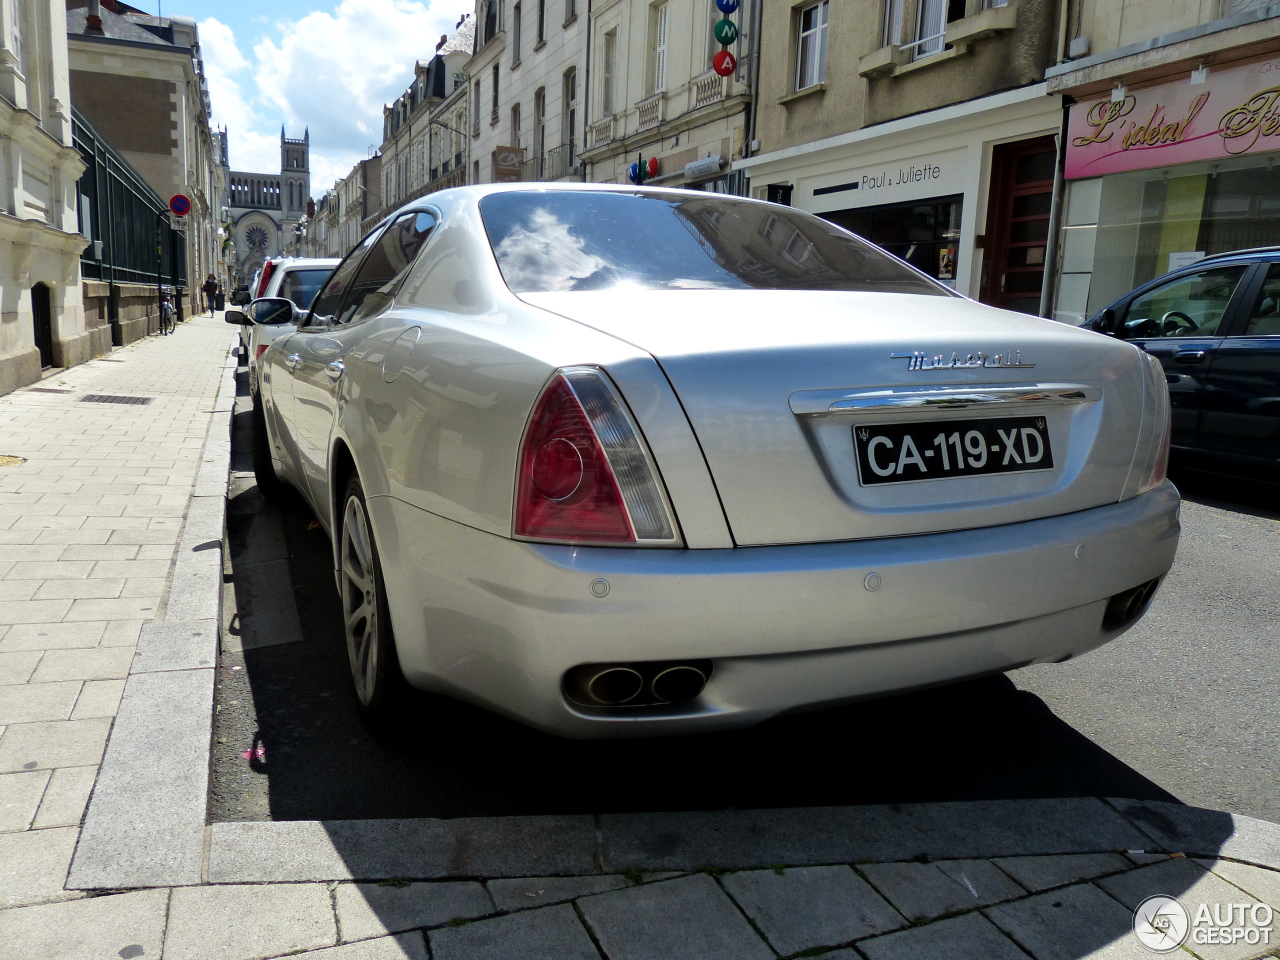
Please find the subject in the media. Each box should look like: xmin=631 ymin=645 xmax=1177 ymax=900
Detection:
xmin=256 ymin=261 xmax=277 ymax=298
xmin=516 ymin=375 xmax=635 ymax=542
xmin=254 ymin=344 xmax=269 ymax=361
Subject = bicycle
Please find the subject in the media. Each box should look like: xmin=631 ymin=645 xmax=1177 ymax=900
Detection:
xmin=159 ymin=302 xmax=175 ymax=336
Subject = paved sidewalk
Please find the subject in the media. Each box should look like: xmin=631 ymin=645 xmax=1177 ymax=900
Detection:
xmin=2 ymin=315 xmax=1280 ymax=959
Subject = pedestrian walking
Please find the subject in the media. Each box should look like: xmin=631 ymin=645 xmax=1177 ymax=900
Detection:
xmin=202 ymin=273 xmax=218 ymax=315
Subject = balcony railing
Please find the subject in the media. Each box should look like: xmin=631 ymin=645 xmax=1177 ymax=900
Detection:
xmin=545 ymin=142 xmax=579 ymax=181
xmin=587 ymin=116 xmax=615 ymax=150
xmin=636 ymin=93 xmax=665 ymax=132
xmin=522 ymin=155 xmax=544 ymax=180
xmin=692 ymin=70 xmax=727 ymax=110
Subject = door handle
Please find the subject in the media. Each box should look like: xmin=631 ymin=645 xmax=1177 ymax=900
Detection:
xmin=1174 ymin=350 xmax=1206 ymax=364
xmin=326 ymin=361 xmax=345 ymax=381
xmin=284 ymin=353 xmax=300 ymax=371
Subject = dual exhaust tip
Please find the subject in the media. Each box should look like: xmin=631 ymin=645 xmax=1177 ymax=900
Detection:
xmin=1102 ymin=577 xmax=1161 ymax=631
xmin=565 ymin=660 xmax=711 ymax=708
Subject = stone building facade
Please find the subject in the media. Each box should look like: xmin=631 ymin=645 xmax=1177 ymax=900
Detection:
xmin=0 ymin=0 xmax=94 ymax=395
xmin=737 ymin=0 xmax=1063 ymax=313
xmin=66 ymin=1 xmax=223 ymax=317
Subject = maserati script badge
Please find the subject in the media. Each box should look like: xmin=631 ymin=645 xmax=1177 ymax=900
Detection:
xmin=890 ymin=350 xmax=1035 ymax=371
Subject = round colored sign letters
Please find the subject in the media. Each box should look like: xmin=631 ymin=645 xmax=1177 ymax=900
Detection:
xmin=714 ymin=18 xmax=738 ymax=45
xmin=713 ymin=50 xmax=737 ymax=77
xmin=715 ymin=0 xmax=739 ymax=13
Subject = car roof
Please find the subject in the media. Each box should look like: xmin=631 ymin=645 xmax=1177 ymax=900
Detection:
xmin=274 ymin=258 xmax=341 ymax=269
xmin=1196 ymin=246 xmax=1280 ymax=263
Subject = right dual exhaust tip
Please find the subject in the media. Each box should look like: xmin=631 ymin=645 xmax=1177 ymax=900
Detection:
xmin=566 ymin=661 xmax=711 ymax=707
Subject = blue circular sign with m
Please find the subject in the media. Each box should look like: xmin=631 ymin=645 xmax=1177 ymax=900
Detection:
xmin=169 ymin=194 xmax=191 ymax=216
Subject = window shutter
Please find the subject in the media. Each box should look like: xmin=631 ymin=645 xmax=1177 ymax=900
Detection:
xmin=707 ymin=0 xmax=719 ymax=69
xmin=655 ymin=4 xmax=668 ymax=93
xmin=602 ymin=33 xmax=615 ymax=114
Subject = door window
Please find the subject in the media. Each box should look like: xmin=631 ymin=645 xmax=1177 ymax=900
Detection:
xmin=307 ymin=230 xmax=381 ymax=325
xmin=1121 ymin=266 xmax=1247 ymax=339
xmin=335 ymin=211 xmax=439 ymax=324
xmin=1243 ymin=263 xmax=1280 ymax=336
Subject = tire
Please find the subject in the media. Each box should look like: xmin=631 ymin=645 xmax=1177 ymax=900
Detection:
xmin=251 ymin=402 xmax=288 ymax=503
xmin=339 ymin=474 xmax=410 ymax=727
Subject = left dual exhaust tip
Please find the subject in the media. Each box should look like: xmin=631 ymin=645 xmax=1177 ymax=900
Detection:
xmin=564 ymin=660 xmax=711 ymax=708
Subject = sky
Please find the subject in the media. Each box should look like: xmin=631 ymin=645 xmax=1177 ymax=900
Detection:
xmin=146 ymin=0 xmax=470 ymax=195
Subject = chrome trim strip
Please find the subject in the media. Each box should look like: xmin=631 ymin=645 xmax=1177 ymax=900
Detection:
xmin=789 ymin=383 xmax=1099 ymax=417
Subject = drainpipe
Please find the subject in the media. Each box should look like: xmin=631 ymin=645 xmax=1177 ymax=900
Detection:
xmin=583 ymin=0 xmax=591 ymax=180
xmin=739 ymin=0 xmax=763 ymax=196
xmin=1038 ymin=97 xmax=1072 ymax=321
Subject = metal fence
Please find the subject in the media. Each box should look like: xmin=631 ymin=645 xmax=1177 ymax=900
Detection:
xmin=73 ymin=107 xmax=187 ymax=289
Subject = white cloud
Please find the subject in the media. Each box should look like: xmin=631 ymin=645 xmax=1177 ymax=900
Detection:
xmin=201 ymin=1 xmax=460 ymax=196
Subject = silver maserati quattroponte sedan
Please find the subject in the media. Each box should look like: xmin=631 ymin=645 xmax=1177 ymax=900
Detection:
xmin=253 ymin=184 xmax=1179 ymax=738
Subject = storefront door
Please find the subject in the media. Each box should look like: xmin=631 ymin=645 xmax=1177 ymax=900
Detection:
xmin=981 ymin=137 xmax=1055 ymax=314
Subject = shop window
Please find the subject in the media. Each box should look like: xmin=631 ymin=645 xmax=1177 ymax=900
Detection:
xmin=821 ymin=195 xmax=963 ymax=286
xmin=796 ymin=1 xmax=829 ymax=89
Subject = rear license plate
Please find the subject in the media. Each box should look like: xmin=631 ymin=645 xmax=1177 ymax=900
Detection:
xmin=854 ymin=415 xmax=1053 ymax=486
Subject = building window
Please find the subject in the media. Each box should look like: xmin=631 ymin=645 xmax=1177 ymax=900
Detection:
xmin=796 ymin=0 xmax=828 ymax=90
xmin=511 ymin=102 xmax=522 ymax=148
xmin=911 ymin=0 xmax=965 ymax=59
xmin=882 ymin=0 xmax=902 ymax=46
xmin=535 ymin=87 xmax=547 ymax=160
xmin=563 ymin=68 xmax=578 ymax=164
xmin=537 ymin=0 xmax=547 ymax=42
xmin=473 ymin=79 xmax=482 ymax=133
xmin=565 ymin=0 xmax=577 ymax=22
xmin=512 ymin=3 xmax=522 ymax=61
xmin=492 ymin=63 xmax=500 ymax=119
xmin=652 ymin=2 xmax=669 ymax=94
xmin=601 ymin=30 xmax=616 ymax=114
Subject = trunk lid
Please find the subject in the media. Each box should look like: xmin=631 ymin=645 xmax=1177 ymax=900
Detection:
xmin=524 ymin=290 xmax=1146 ymax=546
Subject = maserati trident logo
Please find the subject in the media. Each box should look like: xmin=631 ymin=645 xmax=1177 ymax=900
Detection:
xmin=891 ymin=350 xmax=1036 ymax=371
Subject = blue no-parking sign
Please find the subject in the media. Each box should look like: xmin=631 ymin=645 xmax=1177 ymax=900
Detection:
xmin=169 ymin=194 xmax=191 ymax=216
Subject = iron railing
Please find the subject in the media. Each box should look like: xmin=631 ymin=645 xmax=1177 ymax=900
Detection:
xmin=73 ymin=107 xmax=186 ymax=289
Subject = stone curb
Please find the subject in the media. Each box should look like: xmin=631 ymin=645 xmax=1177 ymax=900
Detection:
xmin=60 ymin=340 xmax=1280 ymax=894
xmin=67 ymin=339 xmax=238 ymax=890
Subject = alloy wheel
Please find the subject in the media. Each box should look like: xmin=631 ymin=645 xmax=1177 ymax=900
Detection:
xmin=341 ymin=493 xmax=380 ymax=706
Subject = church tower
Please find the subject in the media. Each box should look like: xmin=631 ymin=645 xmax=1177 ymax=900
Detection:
xmin=279 ymin=127 xmax=311 ymax=215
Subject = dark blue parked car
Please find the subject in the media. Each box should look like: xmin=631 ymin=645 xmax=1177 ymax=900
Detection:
xmin=1087 ymin=247 xmax=1280 ymax=478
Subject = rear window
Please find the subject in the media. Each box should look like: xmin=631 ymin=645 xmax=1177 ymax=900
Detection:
xmin=277 ymin=268 xmax=334 ymax=309
xmin=480 ymin=191 xmax=950 ymax=295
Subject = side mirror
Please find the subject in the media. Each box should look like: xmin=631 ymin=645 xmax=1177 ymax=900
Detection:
xmin=224 ymin=310 xmax=250 ymax=325
xmin=247 ymin=297 xmax=297 ymax=326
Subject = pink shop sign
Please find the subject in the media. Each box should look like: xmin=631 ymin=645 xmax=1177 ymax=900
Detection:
xmin=1065 ymin=55 xmax=1280 ymax=179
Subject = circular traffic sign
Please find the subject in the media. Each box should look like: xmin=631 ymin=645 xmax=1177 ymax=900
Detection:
xmin=715 ymin=18 xmax=738 ymax=45
xmin=169 ymin=194 xmax=191 ymax=217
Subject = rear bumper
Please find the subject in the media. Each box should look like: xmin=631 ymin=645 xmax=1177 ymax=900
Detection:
xmin=367 ymin=481 xmax=1180 ymax=738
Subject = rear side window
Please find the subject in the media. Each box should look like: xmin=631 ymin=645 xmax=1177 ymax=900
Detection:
xmin=480 ymin=191 xmax=949 ymax=295
xmin=335 ymin=210 xmax=439 ymax=324
xmin=278 ymin=268 xmax=334 ymax=309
